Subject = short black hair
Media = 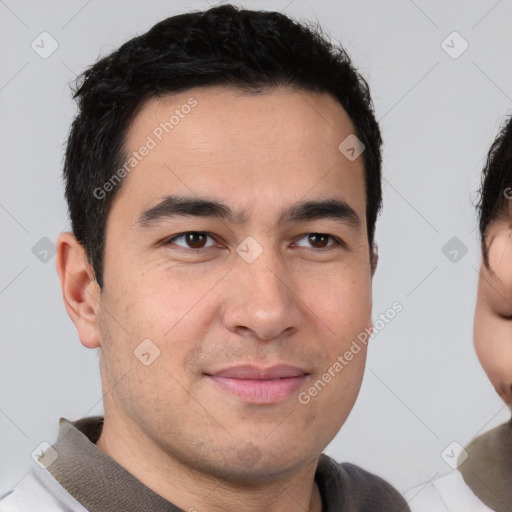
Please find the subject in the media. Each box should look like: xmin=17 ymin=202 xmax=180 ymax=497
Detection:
xmin=63 ymin=3 xmax=382 ymax=288
xmin=477 ymin=114 xmax=512 ymax=264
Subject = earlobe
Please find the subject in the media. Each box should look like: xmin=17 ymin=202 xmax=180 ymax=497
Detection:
xmin=370 ymin=243 xmax=378 ymax=277
xmin=56 ymin=232 xmax=102 ymax=349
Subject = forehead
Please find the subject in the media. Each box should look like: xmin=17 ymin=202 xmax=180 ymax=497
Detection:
xmin=131 ymin=85 xmax=353 ymax=133
xmin=113 ymin=86 xmax=366 ymax=222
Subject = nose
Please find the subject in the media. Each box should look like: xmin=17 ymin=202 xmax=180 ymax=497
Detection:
xmin=222 ymin=246 xmax=302 ymax=342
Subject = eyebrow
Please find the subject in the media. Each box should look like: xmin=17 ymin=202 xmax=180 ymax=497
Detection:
xmin=136 ymin=195 xmax=360 ymax=228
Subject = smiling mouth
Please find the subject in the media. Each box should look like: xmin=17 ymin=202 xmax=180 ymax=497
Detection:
xmin=205 ymin=365 xmax=310 ymax=404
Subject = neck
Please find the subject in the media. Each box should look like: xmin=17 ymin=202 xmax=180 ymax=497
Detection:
xmin=95 ymin=413 xmax=323 ymax=512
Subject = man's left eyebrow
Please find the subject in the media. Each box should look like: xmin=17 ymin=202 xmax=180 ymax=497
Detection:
xmin=279 ymin=198 xmax=360 ymax=227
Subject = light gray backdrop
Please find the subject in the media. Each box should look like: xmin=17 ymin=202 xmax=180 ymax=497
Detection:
xmin=1 ymin=0 xmax=511 ymax=500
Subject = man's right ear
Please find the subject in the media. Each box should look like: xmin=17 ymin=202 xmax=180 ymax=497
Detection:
xmin=56 ymin=232 xmax=102 ymax=349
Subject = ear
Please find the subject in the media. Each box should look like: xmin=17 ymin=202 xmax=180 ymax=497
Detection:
xmin=484 ymin=226 xmax=512 ymax=316
xmin=487 ymin=228 xmax=512 ymax=289
xmin=56 ymin=232 xmax=102 ymax=349
xmin=370 ymin=243 xmax=378 ymax=277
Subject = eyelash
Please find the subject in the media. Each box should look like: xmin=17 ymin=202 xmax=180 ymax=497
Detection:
xmin=164 ymin=232 xmax=343 ymax=251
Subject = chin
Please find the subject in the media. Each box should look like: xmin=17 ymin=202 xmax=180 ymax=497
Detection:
xmin=199 ymin=443 xmax=313 ymax=486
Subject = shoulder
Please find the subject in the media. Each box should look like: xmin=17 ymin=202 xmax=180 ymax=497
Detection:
xmin=465 ymin=422 xmax=512 ymax=461
xmin=0 ymin=469 xmax=87 ymax=512
xmin=339 ymin=461 xmax=405 ymax=496
xmin=0 ymin=472 xmax=65 ymax=512
xmin=460 ymin=422 xmax=512 ymax=512
xmin=404 ymin=471 xmax=494 ymax=512
xmin=317 ymin=454 xmax=411 ymax=511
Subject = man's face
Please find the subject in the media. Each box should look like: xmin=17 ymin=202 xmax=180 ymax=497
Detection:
xmin=475 ymin=210 xmax=512 ymax=406
xmin=93 ymin=86 xmax=373 ymax=480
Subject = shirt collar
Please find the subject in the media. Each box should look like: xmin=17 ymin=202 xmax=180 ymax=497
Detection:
xmin=47 ymin=417 xmax=181 ymax=511
xmin=46 ymin=416 xmax=342 ymax=512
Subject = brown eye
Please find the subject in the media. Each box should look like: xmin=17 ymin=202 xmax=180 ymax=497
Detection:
xmin=185 ymin=233 xmax=207 ymax=248
xmin=167 ymin=232 xmax=216 ymax=250
xmin=295 ymin=233 xmax=338 ymax=249
xmin=308 ymin=233 xmax=329 ymax=248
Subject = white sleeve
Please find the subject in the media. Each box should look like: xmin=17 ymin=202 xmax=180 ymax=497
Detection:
xmin=405 ymin=471 xmax=495 ymax=512
xmin=0 ymin=467 xmax=88 ymax=512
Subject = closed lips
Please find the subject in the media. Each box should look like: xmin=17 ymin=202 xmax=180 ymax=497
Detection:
xmin=206 ymin=364 xmax=309 ymax=379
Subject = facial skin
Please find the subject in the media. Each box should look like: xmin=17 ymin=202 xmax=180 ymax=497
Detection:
xmin=475 ymin=208 xmax=512 ymax=406
xmin=57 ymin=86 xmax=376 ymax=512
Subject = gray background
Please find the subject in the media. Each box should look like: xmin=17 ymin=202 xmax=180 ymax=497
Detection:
xmin=1 ymin=0 xmax=511 ymax=500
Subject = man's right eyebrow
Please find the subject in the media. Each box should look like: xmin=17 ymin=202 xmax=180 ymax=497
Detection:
xmin=135 ymin=195 xmax=248 ymax=227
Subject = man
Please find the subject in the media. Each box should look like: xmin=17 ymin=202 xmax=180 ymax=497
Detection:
xmin=0 ymin=4 xmax=409 ymax=511
xmin=407 ymin=116 xmax=512 ymax=511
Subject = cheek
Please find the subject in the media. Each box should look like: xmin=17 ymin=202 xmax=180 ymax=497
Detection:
xmin=307 ymin=268 xmax=372 ymax=333
xmin=297 ymin=268 xmax=370 ymax=405
xmin=474 ymin=310 xmax=512 ymax=404
xmin=300 ymin=344 xmax=367 ymax=446
xmin=99 ymin=270 xmax=215 ymax=385
xmin=107 ymin=267 xmax=208 ymax=337
xmin=478 ymin=340 xmax=512 ymax=381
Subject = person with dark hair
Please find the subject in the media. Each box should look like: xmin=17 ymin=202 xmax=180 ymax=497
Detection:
xmin=0 ymin=4 xmax=409 ymax=511
xmin=458 ymin=114 xmax=512 ymax=512
xmin=407 ymin=117 xmax=512 ymax=512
